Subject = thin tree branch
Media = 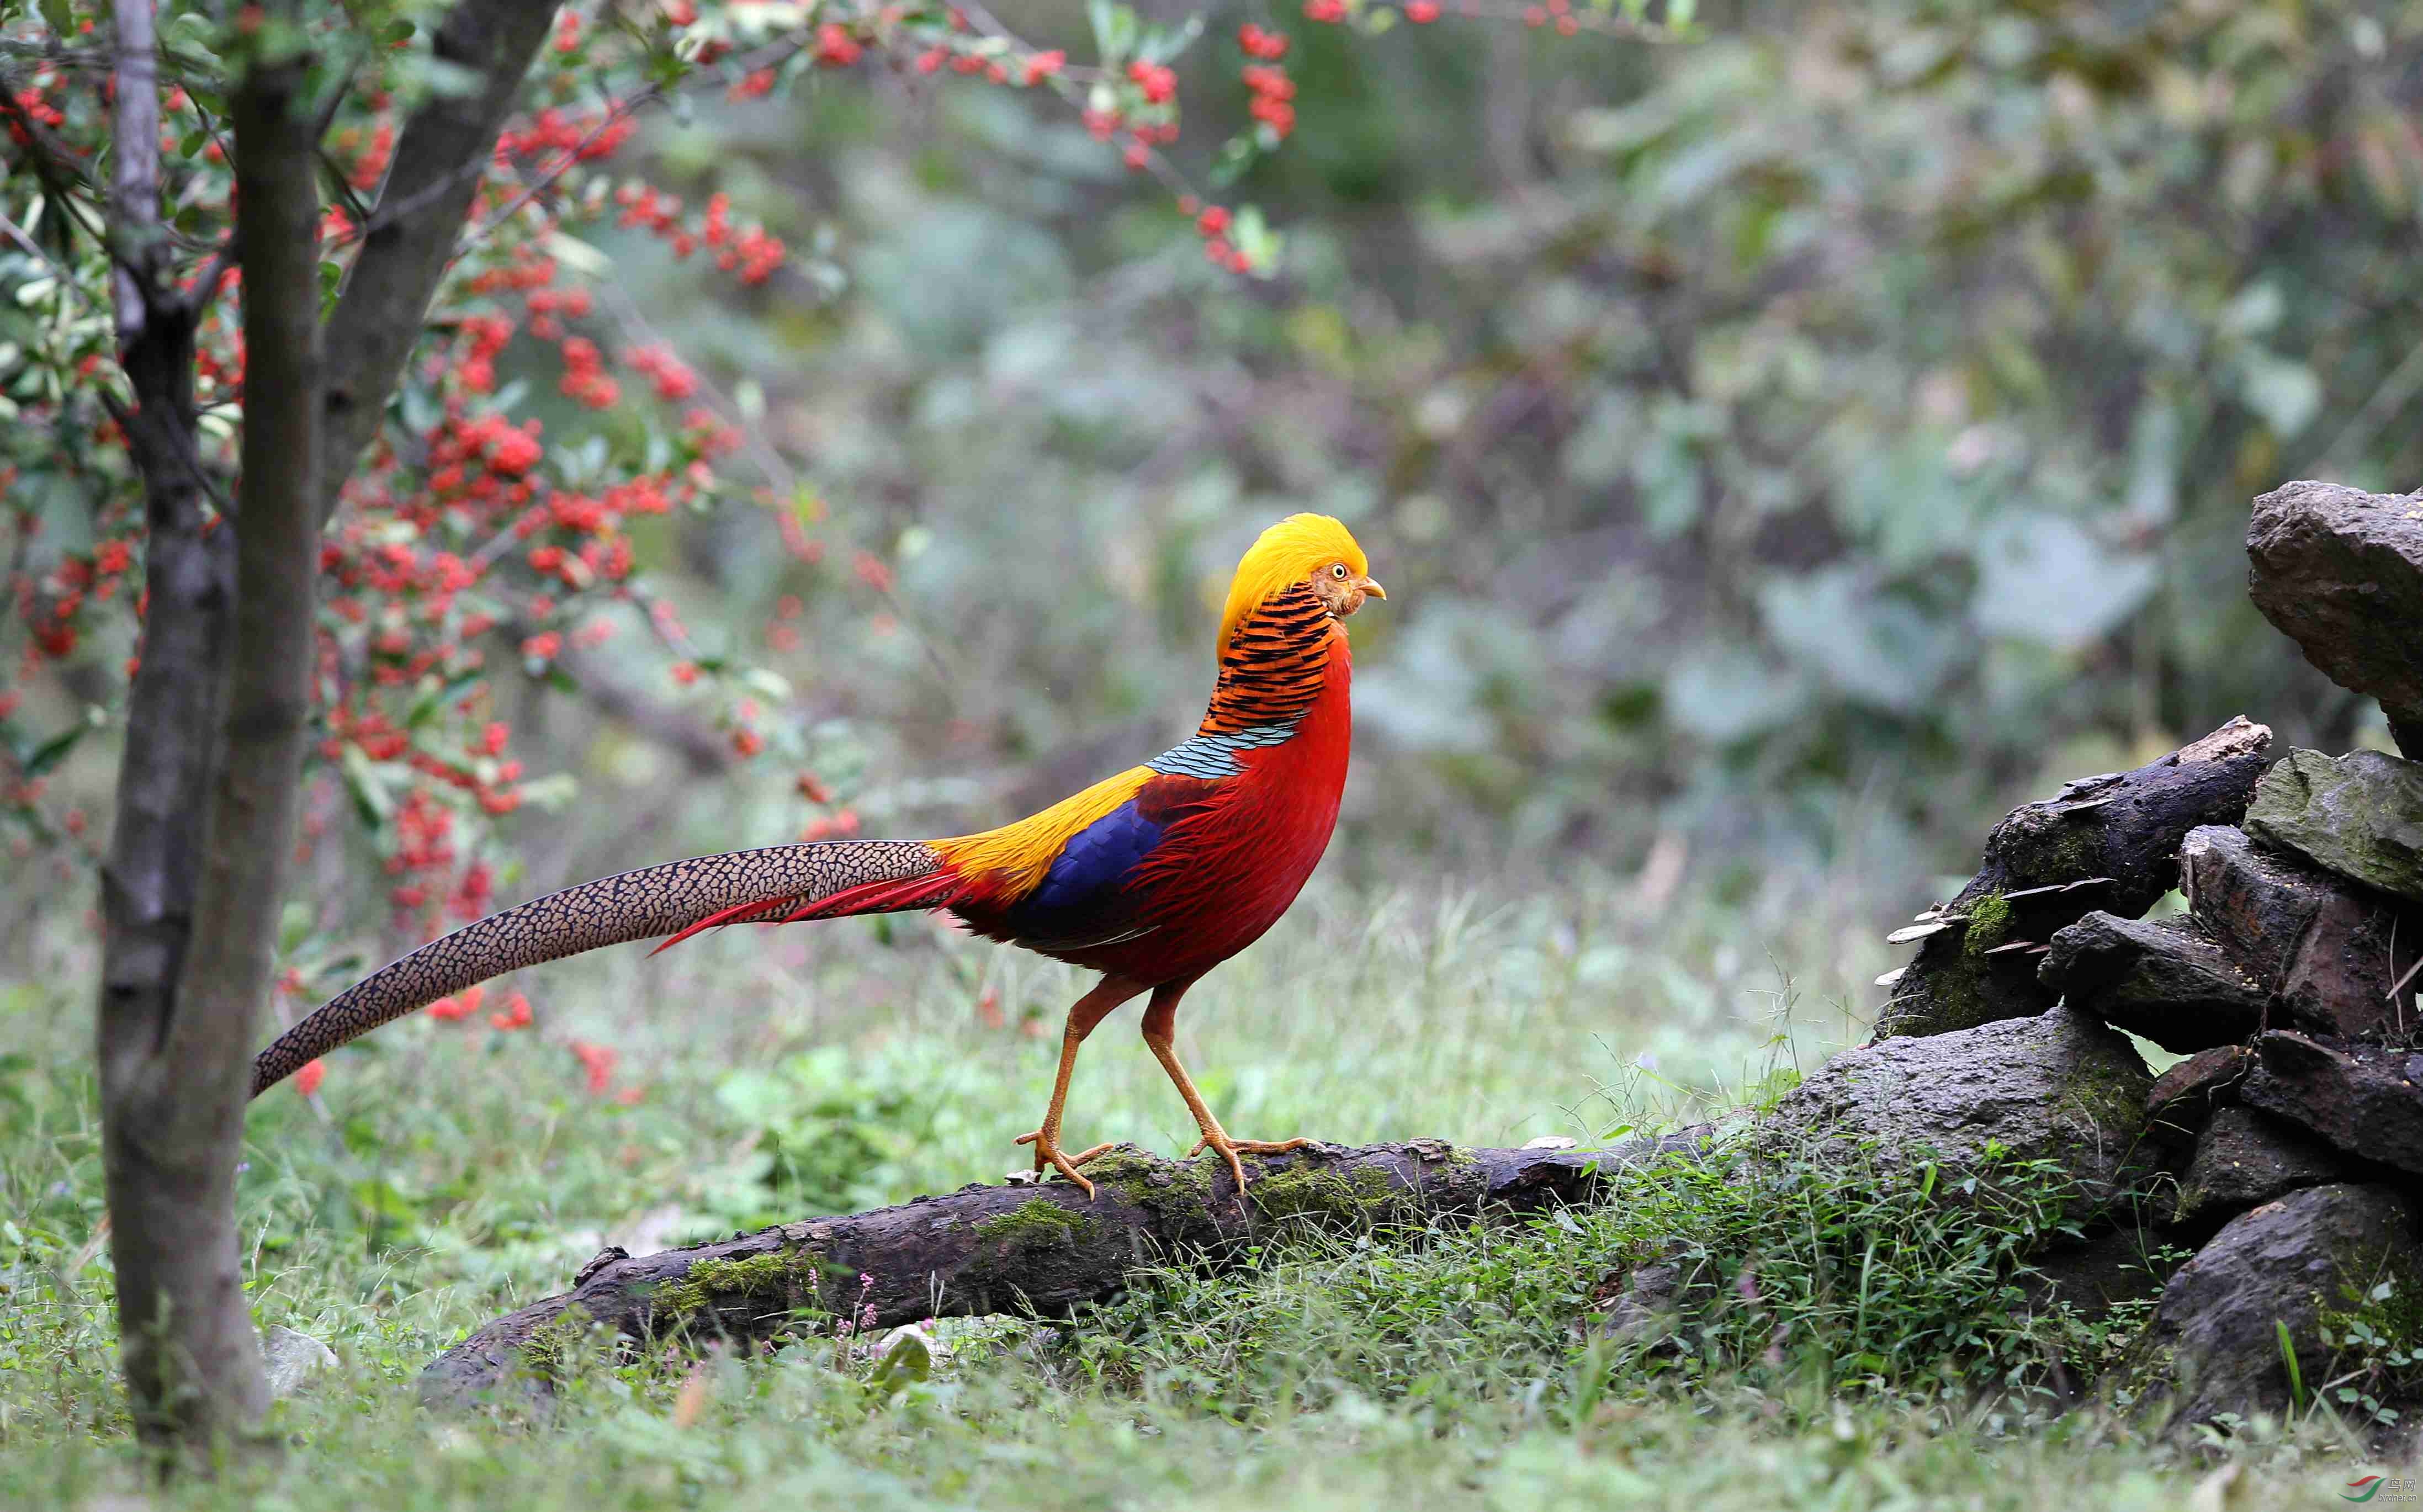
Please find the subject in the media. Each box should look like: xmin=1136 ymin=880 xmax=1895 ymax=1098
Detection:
xmin=316 ymin=0 xmax=559 ymax=529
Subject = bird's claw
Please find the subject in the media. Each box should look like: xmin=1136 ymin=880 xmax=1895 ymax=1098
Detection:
xmin=1014 ymin=1129 xmax=1113 ymax=1200
xmin=1184 ymin=1133 xmax=1314 ymax=1193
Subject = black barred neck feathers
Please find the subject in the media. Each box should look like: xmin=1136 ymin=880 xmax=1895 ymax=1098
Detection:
xmin=1147 ymin=582 xmax=1337 ymax=781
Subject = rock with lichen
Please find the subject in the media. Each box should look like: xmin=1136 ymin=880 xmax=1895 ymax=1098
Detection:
xmin=2243 ymin=748 xmax=2423 ymax=908
xmin=1768 ymin=1005 xmax=2155 ymax=1212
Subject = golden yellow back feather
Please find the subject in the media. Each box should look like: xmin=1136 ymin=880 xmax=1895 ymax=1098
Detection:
xmin=931 ymin=765 xmax=1155 ymax=896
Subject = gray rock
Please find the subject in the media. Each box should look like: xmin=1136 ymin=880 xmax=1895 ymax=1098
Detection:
xmin=2171 ymin=1107 xmax=2344 ymax=1233
xmin=2182 ymin=824 xmax=2422 ymax=1043
xmin=2146 ymin=1044 xmax=2253 ymax=1132
xmin=2246 ymin=480 xmax=2423 ymax=757
xmin=2244 ymin=749 xmax=2423 ymax=907
xmin=2039 ymin=911 xmax=2268 ymax=1053
xmin=2122 ymin=1184 xmax=2418 ymax=1433
xmin=1771 ymin=1006 xmax=2154 ymax=1205
xmin=2239 ymin=1032 xmax=2423 ymax=1178
xmin=261 ymin=1325 xmax=338 ymax=1399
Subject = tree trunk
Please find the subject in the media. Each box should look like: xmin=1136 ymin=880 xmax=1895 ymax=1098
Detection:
xmin=90 ymin=0 xmax=559 ymax=1457
xmin=94 ymin=0 xmax=253 ymax=1448
xmin=100 ymin=26 xmax=327 ymax=1451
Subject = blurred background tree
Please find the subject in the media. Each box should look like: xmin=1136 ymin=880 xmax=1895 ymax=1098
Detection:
xmin=4 ymin=0 xmax=2419 ymax=997
xmin=447 ymin=0 xmax=2423 ymax=916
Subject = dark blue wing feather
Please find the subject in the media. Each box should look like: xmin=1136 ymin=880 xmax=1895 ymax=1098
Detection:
xmin=1001 ymin=799 xmax=1165 ymax=948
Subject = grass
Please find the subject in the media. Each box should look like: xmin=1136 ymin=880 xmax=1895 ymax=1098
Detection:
xmin=0 ymin=871 xmax=2410 ymax=1506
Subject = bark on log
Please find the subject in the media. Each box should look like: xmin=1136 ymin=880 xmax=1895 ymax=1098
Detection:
xmin=1873 ymin=717 xmax=2274 ymax=1039
xmin=418 ymin=1134 xmax=1705 ymax=1409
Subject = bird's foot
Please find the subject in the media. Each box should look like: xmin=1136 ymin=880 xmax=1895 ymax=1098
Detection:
xmin=1184 ymin=1133 xmax=1314 ymax=1193
xmin=1014 ymin=1129 xmax=1114 ymax=1199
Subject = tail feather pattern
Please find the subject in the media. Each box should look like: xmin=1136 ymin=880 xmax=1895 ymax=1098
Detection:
xmin=250 ymin=840 xmax=951 ymax=1097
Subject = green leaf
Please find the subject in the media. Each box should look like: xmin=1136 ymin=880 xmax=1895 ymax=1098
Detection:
xmin=1137 ymin=13 xmax=1203 ymax=65
xmin=20 ymin=721 xmax=87 ymax=778
xmin=1087 ymin=0 xmax=1138 ymax=64
xmin=2277 ymin=1318 xmax=2305 ymax=1409
xmin=1232 ymin=205 xmax=1282 ymax=278
xmin=740 ymin=667 xmax=794 ymax=702
xmin=39 ymin=0 xmax=72 ymax=41
xmin=339 ymin=745 xmax=393 ymax=827
xmin=1969 ymin=512 xmax=2157 ymax=648
xmin=515 ymin=773 xmax=579 ymax=812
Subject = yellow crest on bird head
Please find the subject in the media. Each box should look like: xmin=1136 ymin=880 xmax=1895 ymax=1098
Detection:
xmin=1218 ymin=514 xmax=1372 ymax=655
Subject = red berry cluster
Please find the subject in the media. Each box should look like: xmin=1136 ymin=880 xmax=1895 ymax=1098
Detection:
xmin=1238 ymin=30 xmax=1297 ymax=141
xmin=1191 ymin=203 xmax=1252 ymax=274
xmin=1239 ymin=23 xmax=1291 ymax=59
xmin=1523 ymin=0 xmax=1582 ymax=34
xmin=624 ymin=344 xmax=701 ymax=402
xmin=612 ymin=184 xmax=788 ymax=284
xmin=495 ymin=106 xmax=638 ymax=177
xmin=8 ymin=508 xmax=139 ymax=668
xmin=1128 ymin=60 xmax=1178 ymax=104
xmin=4 ymin=72 xmax=65 ymax=145
xmin=813 ymin=22 xmax=866 ymax=68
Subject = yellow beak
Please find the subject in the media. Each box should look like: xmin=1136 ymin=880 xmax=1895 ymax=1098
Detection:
xmin=1361 ymin=577 xmax=1387 ymax=601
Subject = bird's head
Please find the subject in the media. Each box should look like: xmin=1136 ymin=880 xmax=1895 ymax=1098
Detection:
xmin=1218 ymin=513 xmax=1386 ymax=654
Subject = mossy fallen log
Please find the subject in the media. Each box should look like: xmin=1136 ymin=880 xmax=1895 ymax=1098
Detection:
xmin=1871 ymin=717 xmax=2272 ymax=1040
xmin=418 ymin=1133 xmax=1703 ymax=1409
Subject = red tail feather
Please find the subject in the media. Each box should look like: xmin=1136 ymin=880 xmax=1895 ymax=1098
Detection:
xmin=650 ymin=869 xmax=964 ymax=955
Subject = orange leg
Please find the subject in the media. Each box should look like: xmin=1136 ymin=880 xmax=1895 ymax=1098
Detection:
xmin=1014 ymin=974 xmax=1149 ymax=1199
xmin=1139 ymin=978 xmax=1311 ymax=1194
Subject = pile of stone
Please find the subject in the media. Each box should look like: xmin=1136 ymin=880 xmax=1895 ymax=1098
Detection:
xmin=1857 ymin=481 xmax=2423 ymax=1436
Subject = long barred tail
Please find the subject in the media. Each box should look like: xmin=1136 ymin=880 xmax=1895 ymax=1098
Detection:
xmin=250 ymin=840 xmax=953 ymax=1097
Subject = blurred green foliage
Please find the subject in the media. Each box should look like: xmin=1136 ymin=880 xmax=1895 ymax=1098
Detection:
xmin=570 ymin=0 xmax=2419 ymax=895
xmin=6 ymin=1 xmax=2410 ymax=923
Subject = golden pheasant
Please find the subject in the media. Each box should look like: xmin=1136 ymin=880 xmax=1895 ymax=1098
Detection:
xmin=252 ymin=514 xmax=1385 ymax=1195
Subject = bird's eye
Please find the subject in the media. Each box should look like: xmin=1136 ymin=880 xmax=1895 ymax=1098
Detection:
xmin=1330 ymin=563 xmax=1349 ymax=579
